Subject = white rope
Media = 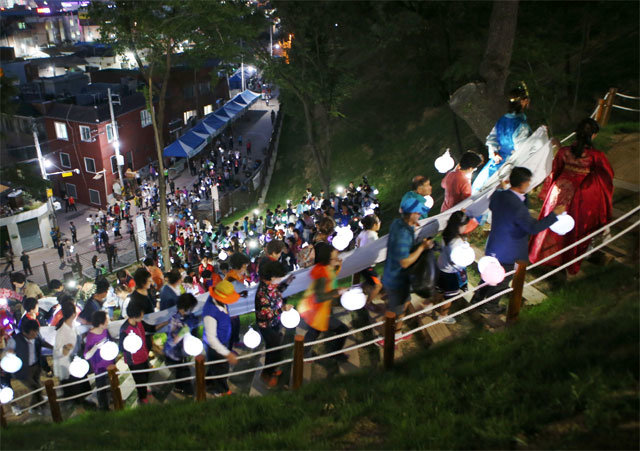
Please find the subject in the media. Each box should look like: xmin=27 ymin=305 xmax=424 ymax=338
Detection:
xmin=204 ymin=358 xmax=293 ymax=381
xmin=21 ymin=399 xmax=48 ymax=411
xmin=8 ymin=386 xmax=46 ymax=404
xmin=615 ymin=92 xmax=640 ymax=100
xmin=203 ymin=341 xmax=296 ymax=366
xmin=54 ymin=374 xmax=98 ymax=390
xmin=57 ymin=384 xmax=110 ymax=403
xmin=304 ymin=319 xmax=385 ymax=347
xmin=612 ymin=104 xmax=640 ymax=112
xmin=134 ymin=375 xmax=195 ymax=389
xmin=304 ymin=336 xmax=382 ymax=363
xmin=560 ymin=132 xmax=576 ymax=144
xmin=529 ymin=205 xmax=640 ymax=269
xmin=117 ymin=360 xmax=195 ymax=376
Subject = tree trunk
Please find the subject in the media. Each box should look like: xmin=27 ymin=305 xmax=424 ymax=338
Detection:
xmin=449 ymin=0 xmax=519 ymax=141
xmin=301 ymin=97 xmax=331 ymax=194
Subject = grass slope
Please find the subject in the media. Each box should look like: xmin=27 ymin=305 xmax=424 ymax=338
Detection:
xmin=4 ymin=263 xmax=638 ymax=450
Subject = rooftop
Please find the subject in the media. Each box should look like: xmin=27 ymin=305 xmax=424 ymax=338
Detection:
xmin=43 ymin=92 xmax=148 ymax=124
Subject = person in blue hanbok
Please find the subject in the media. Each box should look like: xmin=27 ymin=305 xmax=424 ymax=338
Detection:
xmin=472 ymin=83 xmax=532 ymax=193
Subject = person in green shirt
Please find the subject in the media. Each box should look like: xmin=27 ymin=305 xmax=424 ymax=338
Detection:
xmin=399 ymin=175 xmax=433 ymax=220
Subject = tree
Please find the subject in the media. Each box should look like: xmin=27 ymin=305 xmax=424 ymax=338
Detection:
xmin=449 ymin=0 xmax=519 ymax=141
xmin=90 ymin=0 xmax=262 ymax=266
xmin=258 ymin=2 xmax=364 ymax=194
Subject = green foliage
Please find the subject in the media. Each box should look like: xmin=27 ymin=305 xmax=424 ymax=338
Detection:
xmin=3 ymin=263 xmax=637 ymax=449
xmin=0 ymin=163 xmax=51 ymax=201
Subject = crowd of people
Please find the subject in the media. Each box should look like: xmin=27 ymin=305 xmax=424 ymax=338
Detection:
xmin=0 ymin=85 xmax=614 ymax=414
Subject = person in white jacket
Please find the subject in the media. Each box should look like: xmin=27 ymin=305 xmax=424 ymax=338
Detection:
xmin=53 ymin=302 xmax=80 ymax=398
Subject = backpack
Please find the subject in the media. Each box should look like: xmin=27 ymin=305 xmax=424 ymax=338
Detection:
xmin=409 ymin=246 xmax=437 ymax=299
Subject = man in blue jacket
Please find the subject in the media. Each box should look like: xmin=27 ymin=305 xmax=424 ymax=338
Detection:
xmin=471 ymin=167 xmax=565 ymax=314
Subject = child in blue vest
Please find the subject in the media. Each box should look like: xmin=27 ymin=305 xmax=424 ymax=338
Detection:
xmin=203 ymin=280 xmax=238 ymax=396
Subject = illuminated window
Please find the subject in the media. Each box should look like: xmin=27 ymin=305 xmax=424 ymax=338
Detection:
xmin=79 ymin=125 xmax=91 ymax=142
xmin=140 ymin=109 xmax=152 ymax=127
xmin=203 ymin=104 xmax=213 ymax=115
xmin=54 ymin=122 xmax=68 ymax=140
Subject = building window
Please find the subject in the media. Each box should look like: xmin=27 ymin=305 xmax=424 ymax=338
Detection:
xmin=106 ymin=123 xmax=115 ymax=142
xmin=84 ymin=157 xmax=96 ymax=173
xmin=88 ymin=189 xmax=101 ymax=205
xmin=140 ymin=109 xmax=152 ymax=127
xmin=65 ymin=183 xmax=77 ymax=199
xmin=111 ymin=155 xmax=118 ymax=174
xmin=183 ymin=110 xmax=197 ymax=125
xmin=54 ymin=122 xmax=68 ymax=140
xmin=203 ymin=104 xmax=213 ymax=116
xmin=79 ymin=125 xmax=92 ymax=142
xmin=59 ymin=152 xmax=71 ymax=168
xmin=126 ymin=151 xmax=133 ymax=170
xmin=199 ymin=82 xmax=210 ymax=93
xmin=18 ymin=22 xmax=26 ymax=30
xmin=183 ymin=84 xmax=194 ymax=99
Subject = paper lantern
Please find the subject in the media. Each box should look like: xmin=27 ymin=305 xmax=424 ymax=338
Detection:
xmin=280 ymin=308 xmax=301 ymax=329
xmin=183 ymin=333 xmax=204 ymax=357
xmin=218 ymin=250 xmax=228 ymax=261
xmin=373 ymin=189 xmax=379 ymax=195
xmin=333 ymin=226 xmax=354 ymax=251
xmin=123 ymin=332 xmax=143 ymax=354
xmin=550 ymin=212 xmax=575 ymax=236
xmin=481 ymin=261 xmax=506 ymax=286
xmin=69 ymin=356 xmax=90 ymax=378
xmin=424 ymin=195 xmax=434 ymax=209
xmin=99 ymin=341 xmax=119 ymax=361
xmin=243 ymin=327 xmax=261 ymax=349
xmin=477 ymin=256 xmax=500 ymax=274
xmin=340 ymin=287 xmax=367 ymax=311
xmin=434 ymin=149 xmax=455 ymax=173
xmin=450 ymin=241 xmax=475 ymax=268
xmin=0 ymin=353 xmax=22 ymax=374
xmin=0 ymin=387 xmax=13 ymax=404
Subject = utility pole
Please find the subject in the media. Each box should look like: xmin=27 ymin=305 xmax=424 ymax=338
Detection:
xmin=33 ymin=123 xmax=57 ymax=229
xmin=241 ymin=59 xmax=245 ymax=92
xmin=108 ymin=88 xmax=125 ymax=196
xmin=269 ymin=22 xmax=273 ymax=57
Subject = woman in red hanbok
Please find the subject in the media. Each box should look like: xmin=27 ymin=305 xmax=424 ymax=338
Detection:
xmin=529 ymin=118 xmax=614 ymax=274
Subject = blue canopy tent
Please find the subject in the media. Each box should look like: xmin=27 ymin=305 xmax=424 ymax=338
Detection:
xmin=228 ymin=67 xmax=254 ymax=90
xmin=223 ymin=101 xmax=244 ymax=116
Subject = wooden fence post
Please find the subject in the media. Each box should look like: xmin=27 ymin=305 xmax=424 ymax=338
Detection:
xmin=595 ymin=98 xmax=606 ymax=124
xmin=602 ymin=88 xmax=618 ymax=126
xmin=107 ymin=364 xmax=124 ymax=410
xmin=42 ymin=261 xmax=50 ymax=286
xmin=383 ymin=311 xmax=397 ymax=370
xmin=291 ymin=335 xmax=304 ymax=390
xmin=44 ymin=379 xmax=62 ymax=423
xmin=507 ymin=260 xmax=528 ymax=325
xmin=133 ymin=233 xmax=140 ymax=262
xmin=0 ymin=404 xmax=6 ymax=428
xmin=195 ymin=355 xmax=206 ymax=402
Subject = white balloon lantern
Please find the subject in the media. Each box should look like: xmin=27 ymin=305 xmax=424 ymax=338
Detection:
xmin=0 ymin=353 xmax=22 ymax=374
xmin=183 ymin=333 xmax=204 ymax=357
xmin=340 ymin=287 xmax=367 ymax=311
xmin=280 ymin=308 xmax=301 ymax=329
xmin=434 ymin=149 xmax=455 ymax=173
xmin=218 ymin=250 xmax=228 ymax=261
xmin=0 ymin=387 xmax=14 ymax=404
xmin=123 ymin=331 xmax=143 ymax=354
xmin=243 ymin=327 xmax=261 ymax=349
xmin=69 ymin=356 xmax=90 ymax=378
xmin=550 ymin=212 xmax=575 ymax=236
xmin=99 ymin=341 xmax=119 ymax=361
xmin=481 ymin=261 xmax=506 ymax=286
xmin=450 ymin=241 xmax=475 ymax=268
xmin=477 ymin=256 xmax=500 ymax=274
xmin=332 ymin=226 xmax=354 ymax=251
xmin=424 ymin=195 xmax=434 ymax=209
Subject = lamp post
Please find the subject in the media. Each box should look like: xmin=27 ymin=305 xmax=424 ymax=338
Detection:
xmin=33 ymin=123 xmax=57 ymax=229
xmin=107 ymin=88 xmax=125 ymax=194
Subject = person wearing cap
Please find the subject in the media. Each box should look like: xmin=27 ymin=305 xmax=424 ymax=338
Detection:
xmin=382 ymin=197 xmax=434 ymax=316
xmin=203 ymin=280 xmax=239 ymax=396
xmin=399 ymin=176 xmax=432 ymax=220
xmin=78 ymin=278 xmax=110 ymax=325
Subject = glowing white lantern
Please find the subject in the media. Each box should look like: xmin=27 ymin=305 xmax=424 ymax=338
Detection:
xmin=0 ymin=353 xmax=22 ymax=374
xmin=340 ymin=287 xmax=367 ymax=311
xmin=450 ymin=241 xmax=475 ymax=268
xmin=123 ymin=332 xmax=143 ymax=354
xmin=280 ymin=308 xmax=300 ymax=329
xmin=332 ymin=226 xmax=354 ymax=251
xmin=424 ymin=195 xmax=434 ymax=209
xmin=99 ymin=341 xmax=119 ymax=361
xmin=253 ymin=209 xmax=260 ymax=215
xmin=373 ymin=189 xmax=379 ymax=195
xmin=550 ymin=212 xmax=575 ymax=236
xmin=66 ymin=279 xmax=77 ymax=289
xmin=477 ymin=256 xmax=500 ymax=274
xmin=183 ymin=333 xmax=204 ymax=357
xmin=481 ymin=261 xmax=506 ymax=286
xmin=336 ymin=185 xmax=344 ymax=194
xmin=249 ymin=240 xmax=258 ymax=249
xmin=435 ymin=149 xmax=455 ymax=173
xmin=218 ymin=250 xmax=228 ymax=261
xmin=243 ymin=327 xmax=261 ymax=349
xmin=69 ymin=356 xmax=90 ymax=378
xmin=0 ymin=387 xmax=13 ymax=404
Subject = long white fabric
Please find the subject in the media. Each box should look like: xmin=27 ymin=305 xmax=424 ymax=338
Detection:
xmin=37 ymin=126 xmax=553 ymax=344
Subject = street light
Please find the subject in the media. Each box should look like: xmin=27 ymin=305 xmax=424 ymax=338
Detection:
xmin=93 ymin=169 xmax=109 ymax=207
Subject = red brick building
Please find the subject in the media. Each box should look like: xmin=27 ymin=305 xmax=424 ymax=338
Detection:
xmin=43 ymin=92 xmax=155 ymax=208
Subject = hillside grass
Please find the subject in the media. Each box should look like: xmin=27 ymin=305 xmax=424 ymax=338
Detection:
xmin=4 ymin=262 xmax=638 ymax=450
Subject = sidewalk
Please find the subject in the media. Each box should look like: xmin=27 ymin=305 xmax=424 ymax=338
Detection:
xmin=3 ymin=94 xmax=280 ymax=288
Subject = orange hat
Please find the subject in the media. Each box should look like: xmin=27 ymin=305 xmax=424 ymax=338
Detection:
xmin=209 ymin=280 xmax=240 ymax=305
